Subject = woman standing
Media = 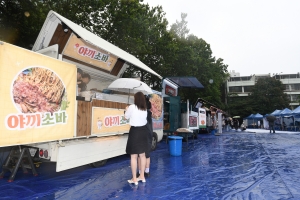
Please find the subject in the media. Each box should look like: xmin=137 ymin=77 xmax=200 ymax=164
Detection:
xmin=137 ymin=95 xmax=153 ymax=178
xmin=125 ymin=92 xmax=148 ymax=185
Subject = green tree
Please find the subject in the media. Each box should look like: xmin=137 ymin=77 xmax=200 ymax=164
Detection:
xmin=93 ymin=0 xmax=173 ymax=89
xmin=170 ymin=13 xmax=189 ymax=39
xmin=248 ymin=77 xmax=290 ymax=115
xmin=167 ymin=14 xmax=229 ymax=108
xmin=0 ymin=0 xmax=103 ymax=49
xmin=227 ymin=95 xmax=253 ymax=118
xmin=0 ymin=0 xmax=47 ymax=49
xmin=1 ymin=0 xmax=229 ymax=109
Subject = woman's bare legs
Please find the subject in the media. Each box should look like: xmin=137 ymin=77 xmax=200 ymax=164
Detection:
xmin=130 ymin=154 xmax=138 ymax=182
xmin=145 ymin=157 xmax=150 ymax=172
xmin=138 ymin=153 xmax=146 ymax=179
xmin=137 ymin=156 xmax=141 ymax=174
xmin=138 ymin=156 xmax=150 ymax=176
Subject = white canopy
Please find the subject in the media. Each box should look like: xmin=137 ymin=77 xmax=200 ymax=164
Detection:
xmin=33 ymin=10 xmax=162 ymax=79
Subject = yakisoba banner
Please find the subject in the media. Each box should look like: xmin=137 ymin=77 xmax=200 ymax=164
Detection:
xmin=62 ymin=34 xmax=118 ymax=72
xmin=0 ymin=42 xmax=76 ymax=147
xmin=92 ymin=107 xmax=130 ymax=135
xmin=91 ymin=93 xmax=163 ymax=135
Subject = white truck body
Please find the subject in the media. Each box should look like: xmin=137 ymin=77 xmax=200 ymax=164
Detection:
xmin=0 ymin=10 xmax=163 ymax=172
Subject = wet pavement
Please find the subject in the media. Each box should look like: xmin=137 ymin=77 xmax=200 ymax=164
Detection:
xmin=1 ymin=129 xmax=300 ymax=199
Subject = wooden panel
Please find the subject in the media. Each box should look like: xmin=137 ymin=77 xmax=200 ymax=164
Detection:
xmin=92 ymin=99 xmax=128 ymax=109
xmin=49 ymin=23 xmax=72 ymax=54
xmin=76 ymin=100 xmax=128 ymax=137
xmin=110 ymin=58 xmax=125 ymax=76
xmin=76 ymin=101 xmax=92 ymax=137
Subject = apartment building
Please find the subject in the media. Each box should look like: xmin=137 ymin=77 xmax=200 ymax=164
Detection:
xmin=226 ymin=71 xmax=300 ymax=108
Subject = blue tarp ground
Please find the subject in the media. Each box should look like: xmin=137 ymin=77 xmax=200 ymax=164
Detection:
xmin=1 ymin=130 xmax=300 ymax=199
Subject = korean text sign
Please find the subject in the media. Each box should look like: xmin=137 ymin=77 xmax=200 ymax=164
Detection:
xmin=0 ymin=42 xmax=76 ymax=146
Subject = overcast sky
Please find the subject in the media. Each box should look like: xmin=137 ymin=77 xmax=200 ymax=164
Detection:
xmin=142 ymin=0 xmax=300 ymax=76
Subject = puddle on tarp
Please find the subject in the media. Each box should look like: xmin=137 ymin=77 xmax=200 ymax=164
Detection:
xmin=1 ymin=129 xmax=300 ymax=200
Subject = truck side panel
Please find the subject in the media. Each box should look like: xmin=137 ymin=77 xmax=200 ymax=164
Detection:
xmin=56 ymin=135 xmax=128 ymax=172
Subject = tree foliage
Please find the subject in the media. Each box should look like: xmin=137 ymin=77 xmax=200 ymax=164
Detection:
xmin=0 ymin=0 xmax=229 ymax=110
xmin=166 ymin=14 xmax=229 ymax=107
xmin=248 ymin=77 xmax=290 ymax=115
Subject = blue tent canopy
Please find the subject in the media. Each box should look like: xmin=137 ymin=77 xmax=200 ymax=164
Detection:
xmin=271 ymin=109 xmax=282 ymax=116
xmin=292 ymin=106 xmax=300 ymax=115
xmin=253 ymin=113 xmax=263 ymax=119
xmin=245 ymin=114 xmax=254 ymax=119
xmin=279 ymin=108 xmax=292 ymax=116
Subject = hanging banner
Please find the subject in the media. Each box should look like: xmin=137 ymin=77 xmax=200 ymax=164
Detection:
xmin=0 ymin=42 xmax=76 ymax=147
xmin=62 ymin=34 xmax=118 ymax=72
xmin=149 ymin=93 xmax=163 ymax=130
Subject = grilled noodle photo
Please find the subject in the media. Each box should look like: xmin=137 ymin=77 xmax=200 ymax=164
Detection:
xmin=13 ymin=67 xmax=65 ymax=113
xmin=149 ymin=94 xmax=162 ymax=120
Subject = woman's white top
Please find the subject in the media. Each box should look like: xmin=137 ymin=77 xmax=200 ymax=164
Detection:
xmin=125 ymin=104 xmax=147 ymax=126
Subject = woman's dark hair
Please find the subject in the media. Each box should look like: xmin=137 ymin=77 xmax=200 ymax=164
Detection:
xmin=145 ymin=95 xmax=152 ymax=110
xmin=134 ymin=92 xmax=146 ymax=111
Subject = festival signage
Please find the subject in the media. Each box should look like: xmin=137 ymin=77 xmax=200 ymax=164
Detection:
xmin=165 ymin=84 xmax=177 ymax=96
xmin=149 ymin=93 xmax=163 ymax=130
xmin=91 ymin=107 xmax=130 ymax=135
xmin=0 ymin=42 xmax=76 ymax=147
xmin=189 ymin=116 xmax=198 ymax=127
xmin=62 ymin=34 xmax=118 ymax=72
xmin=199 ymin=108 xmax=206 ymax=128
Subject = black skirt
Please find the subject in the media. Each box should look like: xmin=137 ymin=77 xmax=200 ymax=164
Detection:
xmin=126 ymin=125 xmax=149 ymax=155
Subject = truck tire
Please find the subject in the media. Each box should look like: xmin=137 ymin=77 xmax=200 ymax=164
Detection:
xmin=90 ymin=159 xmax=107 ymax=168
xmin=151 ymin=132 xmax=158 ymax=151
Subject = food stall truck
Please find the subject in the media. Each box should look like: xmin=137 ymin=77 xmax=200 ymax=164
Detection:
xmin=0 ymin=10 xmax=163 ymax=181
xmin=162 ymin=77 xmax=204 ymax=140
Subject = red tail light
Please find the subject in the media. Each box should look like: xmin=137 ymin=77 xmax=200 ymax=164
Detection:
xmin=39 ymin=149 xmax=43 ymax=157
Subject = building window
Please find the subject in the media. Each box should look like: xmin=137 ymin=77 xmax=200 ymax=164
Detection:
xmin=229 ymin=86 xmax=243 ymax=93
xmin=290 ymin=84 xmax=300 ymax=91
xmin=244 ymin=86 xmax=253 ymax=93
xmin=290 ymin=94 xmax=300 ymax=102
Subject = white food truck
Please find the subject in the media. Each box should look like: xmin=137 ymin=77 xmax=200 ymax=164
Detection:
xmin=0 ymin=10 xmax=163 ymax=180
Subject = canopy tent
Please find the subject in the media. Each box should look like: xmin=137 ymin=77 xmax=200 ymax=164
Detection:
xmin=270 ymin=109 xmax=282 ymax=116
xmin=253 ymin=113 xmax=263 ymax=119
xmin=244 ymin=113 xmax=263 ymax=128
xmin=32 ymin=11 xmax=162 ymax=79
xmin=245 ymin=114 xmax=254 ymax=119
xmin=279 ymin=108 xmax=292 ymax=116
xmin=291 ymin=106 xmax=300 ymax=115
xmin=165 ymin=77 xmax=204 ymax=89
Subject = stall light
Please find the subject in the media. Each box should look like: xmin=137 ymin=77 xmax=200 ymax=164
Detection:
xmin=39 ymin=149 xmax=44 ymax=157
xmin=44 ymin=150 xmax=48 ymax=158
xmin=62 ymin=22 xmax=69 ymax=33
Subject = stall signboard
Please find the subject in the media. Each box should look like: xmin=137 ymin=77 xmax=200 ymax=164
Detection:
xmin=165 ymin=84 xmax=177 ymax=96
xmin=162 ymin=79 xmax=178 ymax=97
xmin=91 ymin=107 xmax=130 ymax=135
xmin=199 ymin=108 xmax=206 ymax=128
xmin=149 ymin=93 xmax=163 ymax=130
xmin=62 ymin=34 xmax=118 ymax=72
xmin=0 ymin=42 xmax=77 ymax=147
xmin=189 ymin=116 xmax=198 ymax=127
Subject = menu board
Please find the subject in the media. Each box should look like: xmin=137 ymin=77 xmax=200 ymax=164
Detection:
xmin=0 ymin=42 xmax=76 ymax=147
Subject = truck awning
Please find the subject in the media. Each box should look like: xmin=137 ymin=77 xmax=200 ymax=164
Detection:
xmin=165 ymin=77 xmax=204 ymax=89
xmin=33 ymin=10 xmax=162 ymax=79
